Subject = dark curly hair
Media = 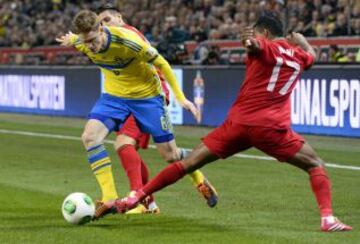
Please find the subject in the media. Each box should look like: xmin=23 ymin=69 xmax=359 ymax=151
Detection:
xmin=254 ymin=14 xmax=284 ymax=37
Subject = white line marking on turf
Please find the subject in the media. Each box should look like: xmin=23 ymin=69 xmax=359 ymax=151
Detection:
xmin=1 ymin=128 xmax=360 ymax=171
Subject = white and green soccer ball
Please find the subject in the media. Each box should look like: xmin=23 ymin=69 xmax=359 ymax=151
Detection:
xmin=61 ymin=192 xmax=95 ymax=225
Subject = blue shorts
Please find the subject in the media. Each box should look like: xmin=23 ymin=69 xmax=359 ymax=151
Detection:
xmin=89 ymin=94 xmax=174 ymax=143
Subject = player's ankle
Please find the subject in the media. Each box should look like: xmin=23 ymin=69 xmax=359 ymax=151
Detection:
xmin=321 ymin=215 xmax=335 ymax=223
xmin=147 ymin=201 xmax=158 ymax=211
xmin=320 ymin=209 xmax=333 ymax=218
xmin=136 ymin=189 xmax=147 ymax=201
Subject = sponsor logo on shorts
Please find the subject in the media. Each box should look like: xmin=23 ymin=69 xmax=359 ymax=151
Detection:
xmin=160 ymin=111 xmax=173 ymax=132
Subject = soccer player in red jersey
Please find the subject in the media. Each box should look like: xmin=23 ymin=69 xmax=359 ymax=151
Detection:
xmin=99 ymin=14 xmax=352 ymax=232
xmin=93 ymin=5 xmax=218 ymax=214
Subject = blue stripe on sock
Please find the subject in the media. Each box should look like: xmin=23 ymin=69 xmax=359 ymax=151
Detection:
xmin=92 ymin=162 xmax=112 ymax=172
xmin=87 ymin=144 xmax=103 ymax=152
xmin=88 ymin=150 xmax=109 ymax=164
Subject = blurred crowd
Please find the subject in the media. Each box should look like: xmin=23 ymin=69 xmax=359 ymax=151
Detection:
xmin=0 ymin=0 xmax=359 ymax=64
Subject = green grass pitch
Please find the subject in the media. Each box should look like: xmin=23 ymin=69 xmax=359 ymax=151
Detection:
xmin=0 ymin=113 xmax=359 ymax=243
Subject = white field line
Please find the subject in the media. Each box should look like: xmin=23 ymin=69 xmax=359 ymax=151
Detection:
xmin=1 ymin=129 xmax=360 ymax=171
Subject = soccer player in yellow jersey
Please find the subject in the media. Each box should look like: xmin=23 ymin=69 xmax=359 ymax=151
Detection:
xmin=96 ymin=5 xmax=218 ymax=214
xmin=56 ymin=10 xmax=218 ymax=217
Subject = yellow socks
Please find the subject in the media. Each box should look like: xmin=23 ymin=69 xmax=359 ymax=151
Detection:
xmin=94 ymin=166 xmax=119 ymax=202
xmin=87 ymin=144 xmax=118 ymax=202
xmin=188 ymin=169 xmax=205 ymax=186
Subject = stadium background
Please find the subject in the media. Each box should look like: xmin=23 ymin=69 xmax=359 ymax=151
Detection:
xmin=0 ymin=0 xmax=359 ymax=137
xmin=0 ymin=1 xmax=360 ymax=243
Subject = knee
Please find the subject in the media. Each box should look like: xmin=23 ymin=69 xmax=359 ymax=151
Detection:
xmin=304 ymin=154 xmax=325 ymax=170
xmin=114 ymin=134 xmax=136 ymax=151
xmin=82 ymin=130 xmax=101 ymax=148
xmin=114 ymin=140 xmax=126 ymax=151
xmin=308 ymin=153 xmax=324 ymax=165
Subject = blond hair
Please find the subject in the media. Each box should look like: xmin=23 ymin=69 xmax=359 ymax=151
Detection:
xmin=72 ymin=10 xmax=98 ymax=34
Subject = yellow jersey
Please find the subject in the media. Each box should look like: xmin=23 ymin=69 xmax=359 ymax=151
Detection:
xmin=70 ymin=26 xmax=185 ymax=101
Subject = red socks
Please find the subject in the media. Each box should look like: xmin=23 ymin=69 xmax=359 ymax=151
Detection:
xmin=142 ymin=161 xmax=186 ymax=196
xmin=309 ymin=166 xmax=333 ymax=217
xmin=140 ymin=159 xmax=155 ymax=202
xmin=141 ymin=159 xmax=149 ymax=185
xmin=117 ymin=145 xmax=143 ymax=191
xmin=117 ymin=145 xmax=155 ymax=203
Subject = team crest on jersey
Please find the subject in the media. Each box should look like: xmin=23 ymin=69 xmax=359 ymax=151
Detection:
xmin=111 ymin=57 xmax=135 ymax=69
xmin=114 ymin=56 xmax=131 ymax=63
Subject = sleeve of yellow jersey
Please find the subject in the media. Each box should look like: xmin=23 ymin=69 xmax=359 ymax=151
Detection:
xmin=120 ymin=30 xmax=186 ymax=103
xmin=69 ymin=34 xmax=88 ymax=53
xmin=148 ymin=50 xmax=187 ymax=103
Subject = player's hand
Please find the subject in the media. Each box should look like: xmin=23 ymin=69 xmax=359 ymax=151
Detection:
xmin=286 ymin=31 xmax=316 ymax=59
xmin=179 ymin=99 xmax=201 ymax=123
xmin=55 ymin=31 xmax=76 ymax=47
xmin=286 ymin=32 xmax=308 ymax=47
xmin=241 ymin=26 xmax=259 ymax=53
xmin=241 ymin=26 xmax=256 ymax=47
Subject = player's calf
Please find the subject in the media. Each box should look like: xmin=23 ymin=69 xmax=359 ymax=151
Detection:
xmin=287 ymin=143 xmax=352 ymax=231
xmin=156 ymin=140 xmax=181 ymax=163
xmin=287 ymin=142 xmax=324 ymax=172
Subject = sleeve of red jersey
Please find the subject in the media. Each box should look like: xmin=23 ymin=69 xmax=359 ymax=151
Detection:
xmin=295 ymin=47 xmax=315 ymax=70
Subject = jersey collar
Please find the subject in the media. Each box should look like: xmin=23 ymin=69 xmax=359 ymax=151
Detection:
xmin=98 ymin=27 xmax=111 ymax=53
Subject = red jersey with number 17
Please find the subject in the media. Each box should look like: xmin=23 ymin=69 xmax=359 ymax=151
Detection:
xmin=228 ymin=37 xmax=314 ymax=129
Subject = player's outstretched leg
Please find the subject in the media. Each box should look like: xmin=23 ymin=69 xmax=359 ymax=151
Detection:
xmin=157 ymin=141 xmax=218 ymax=208
xmin=180 ymin=149 xmax=218 ymax=207
xmin=98 ymin=143 xmax=219 ymax=215
xmin=287 ymin=142 xmax=352 ymax=232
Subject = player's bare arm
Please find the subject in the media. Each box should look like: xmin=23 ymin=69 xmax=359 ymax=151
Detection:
xmin=241 ymin=26 xmax=261 ymax=54
xmin=152 ymin=55 xmax=201 ymax=122
xmin=179 ymin=99 xmax=200 ymax=123
xmin=286 ymin=32 xmax=316 ymax=59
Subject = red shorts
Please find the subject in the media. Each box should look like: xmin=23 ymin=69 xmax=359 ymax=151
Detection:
xmin=202 ymin=119 xmax=304 ymax=162
xmin=116 ymin=115 xmax=150 ymax=149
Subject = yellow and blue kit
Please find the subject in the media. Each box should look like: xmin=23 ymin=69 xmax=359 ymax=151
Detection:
xmin=71 ymin=26 xmax=185 ymax=142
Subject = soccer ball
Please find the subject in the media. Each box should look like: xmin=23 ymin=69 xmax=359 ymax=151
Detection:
xmin=61 ymin=192 xmax=95 ymax=225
